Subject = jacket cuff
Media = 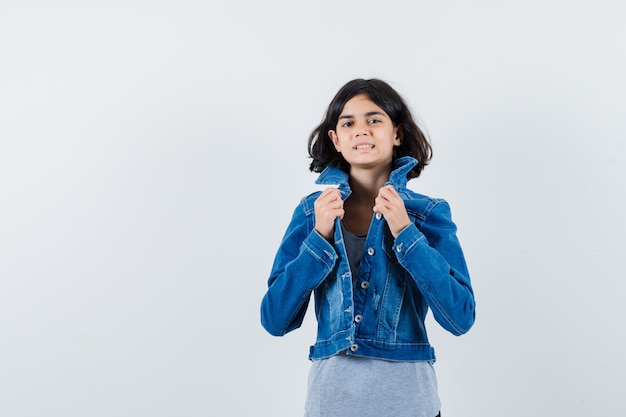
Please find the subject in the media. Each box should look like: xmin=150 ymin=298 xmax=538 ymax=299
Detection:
xmin=303 ymin=229 xmax=339 ymax=271
xmin=392 ymin=223 xmax=426 ymax=262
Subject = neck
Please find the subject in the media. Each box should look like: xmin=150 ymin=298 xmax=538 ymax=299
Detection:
xmin=348 ymin=165 xmax=391 ymax=201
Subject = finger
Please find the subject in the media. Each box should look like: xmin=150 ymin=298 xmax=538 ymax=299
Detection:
xmin=323 ymin=191 xmax=343 ymax=206
xmin=378 ymin=185 xmax=398 ymax=200
xmin=376 ymin=187 xmax=391 ymax=202
xmin=320 ymin=188 xmax=341 ymax=202
xmin=379 ymin=191 xmax=404 ymax=212
xmin=383 ymin=185 xmax=399 ymax=198
xmin=324 ymin=187 xmax=341 ymax=196
xmin=317 ymin=196 xmax=344 ymax=214
xmin=373 ymin=201 xmax=390 ymax=217
xmin=375 ymin=190 xmax=393 ymax=206
xmin=316 ymin=190 xmax=340 ymax=208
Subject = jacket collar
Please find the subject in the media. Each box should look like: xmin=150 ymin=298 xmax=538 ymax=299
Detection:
xmin=315 ymin=156 xmax=418 ymax=190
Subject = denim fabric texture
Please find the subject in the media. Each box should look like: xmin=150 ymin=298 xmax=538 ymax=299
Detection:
xmin=260 ymin=157 xmax=476 ymax=361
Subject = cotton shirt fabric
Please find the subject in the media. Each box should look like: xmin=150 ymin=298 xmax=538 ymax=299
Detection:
xmin=304 ymin=353 xmax=440 ymax=417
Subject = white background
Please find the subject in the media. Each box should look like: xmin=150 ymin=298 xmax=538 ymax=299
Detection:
xmin=1 ymin=1 xmax=625 ymax=416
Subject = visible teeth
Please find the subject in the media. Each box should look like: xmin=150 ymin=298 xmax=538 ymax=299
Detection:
xmin=356 ymin=144 xmax=373 ymax=149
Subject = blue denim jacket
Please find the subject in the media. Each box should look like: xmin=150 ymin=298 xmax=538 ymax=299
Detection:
xmin=260 ymin=157 xmax=475 ymax=361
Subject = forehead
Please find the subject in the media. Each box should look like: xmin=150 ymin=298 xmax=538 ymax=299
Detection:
xmin=340 ymin=94 xmax=388 ymax=116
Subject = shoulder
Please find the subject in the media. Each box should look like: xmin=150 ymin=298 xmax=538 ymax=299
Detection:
xmin=298 ymin=191 xmax=323 ymax=216
xmin=400 ymin=189 xmax=449 ymax=220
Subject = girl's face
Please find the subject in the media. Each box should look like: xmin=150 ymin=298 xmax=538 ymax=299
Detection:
xmin=328 ymin=94 xmax=401 ymax=172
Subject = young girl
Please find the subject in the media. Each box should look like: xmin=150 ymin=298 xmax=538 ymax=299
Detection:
xmin=260 ymin=79 xmax=475 ymax=417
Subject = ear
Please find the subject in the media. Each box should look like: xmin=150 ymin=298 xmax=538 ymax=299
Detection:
xmin=393 ymin=125 xmax=404 ymax=146
xmin=328 ymin=130 xmax=341 ymax=151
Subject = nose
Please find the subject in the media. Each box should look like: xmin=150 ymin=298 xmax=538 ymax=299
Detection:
xmin=355 ymin=120 xmax=369 ymax=136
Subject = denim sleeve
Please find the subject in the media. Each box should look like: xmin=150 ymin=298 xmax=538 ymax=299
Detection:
xmin=260 ymin=201 xmax=338 ymax=336
xmin=394 ymin=200 xmax=476 ymax=336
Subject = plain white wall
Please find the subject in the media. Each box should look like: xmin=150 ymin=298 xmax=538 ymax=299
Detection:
xmin=1 ymin=1 xmax=624 ymax=416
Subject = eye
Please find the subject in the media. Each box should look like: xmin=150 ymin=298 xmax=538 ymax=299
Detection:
xmin=340 ymin=121 xmax=353 ymax=128
xmin=368 ymin=118 xmax=382 ymax=124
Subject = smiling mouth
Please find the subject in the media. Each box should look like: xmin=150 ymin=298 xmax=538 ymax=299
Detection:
xmin=355 ymin=144 xmax=375 ymax=150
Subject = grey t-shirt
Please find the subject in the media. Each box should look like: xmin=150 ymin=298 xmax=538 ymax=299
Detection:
xmin=340 ymin=220 xmax=366 ymax=280
xmin=305 ymin=353 xmax=441 ymax=417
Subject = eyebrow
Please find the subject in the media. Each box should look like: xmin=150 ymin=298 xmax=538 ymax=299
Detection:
xmin=338 ymin=111 xmax=386 ymax=120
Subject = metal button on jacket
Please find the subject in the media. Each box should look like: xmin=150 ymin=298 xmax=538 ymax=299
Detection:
xmin=354 ymin=314 xmax=363 ymax=323
xmin=367 ymin=247 xmax=375 ymax=256
xmin=349 ymin=344 xmax=359 ymax=352
xmin=375 ymin=212 xmax=382 ymax=220
xmin=360 ymin=281 xmax=369 ymax=289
